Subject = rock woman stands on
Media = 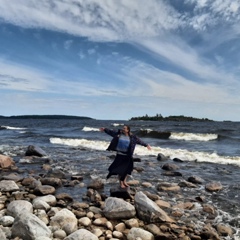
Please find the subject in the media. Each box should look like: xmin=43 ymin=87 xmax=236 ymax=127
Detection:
xmin=99 ymin=125 xmax=151 ymax=188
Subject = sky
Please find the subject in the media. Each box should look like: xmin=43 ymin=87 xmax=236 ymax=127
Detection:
xmin=0 ymin=0 xmax=240 ymax=121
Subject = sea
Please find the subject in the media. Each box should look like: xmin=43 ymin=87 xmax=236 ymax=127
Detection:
xmin=0 ymin=118 xmax=240 ymax=238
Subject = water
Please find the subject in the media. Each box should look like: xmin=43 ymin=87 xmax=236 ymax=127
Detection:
xmin=1 ymin=118 xmax=240 ymax=238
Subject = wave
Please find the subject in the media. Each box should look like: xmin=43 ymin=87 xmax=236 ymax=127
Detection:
xmin=1 ymin=125 xmax=27 ymax=130
xmin=82 ymin=126 xmax=100 ymax=132
xmin=49 ymin=137 xmax=240 ymax=167
xmin=170 ymin=132 xmax=218 ymax=141
xmin=111 ymin=123 xmax=124 ymax=126
xmin=136 ymin=129 xmax=171 ymax=139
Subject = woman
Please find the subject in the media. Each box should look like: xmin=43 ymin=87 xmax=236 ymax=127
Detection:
xmin=99 ymin=125 xmax=151 ymax=188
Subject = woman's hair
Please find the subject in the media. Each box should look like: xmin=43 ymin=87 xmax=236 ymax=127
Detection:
xmin=124 ymin=125 xmax=131 ymax=136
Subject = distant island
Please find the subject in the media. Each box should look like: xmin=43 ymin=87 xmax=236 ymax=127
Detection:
xmin=130 ymin=114 xmax=213 ymax=122
xmin=0 ymin=115 xmax=93 ymax=120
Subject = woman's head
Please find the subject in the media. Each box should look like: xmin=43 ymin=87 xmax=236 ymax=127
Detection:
xmin=122 ymin=125 xmax=131 ymax=135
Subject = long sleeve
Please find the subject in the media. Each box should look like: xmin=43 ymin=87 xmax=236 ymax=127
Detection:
xmin=104 ymin=128 xmax=120 ymax=137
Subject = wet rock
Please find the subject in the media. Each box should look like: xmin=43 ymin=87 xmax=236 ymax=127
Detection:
xmin=110 ymin=187 xmax=133 ymax=200
xmin=162 ymin=163 xmax=179 ymax=171
xmin=205 ymin=181 xmax=223 ymax=191
xmin=155 ymin=199 xmax=171 ymax=209
xmin=46 ymin=169 xmax=66 ymax=178
xmin=178 ymin=180 xmax=197 ymax=188
xmin=188 ymin=176 xmax=204 ymax=184
xmin=40 ymin=177 xmax=62 ymax=187
xmin=86 ymin=188 xmax=102 ymax=202
xmin=56 ymin=193 xmax=73 ymax=202
xmin=202 ymin=204 xmax=215 ymax=215
xmin=173 ymin=158 xmax=184 ymax=162
xmin=25 ymin=145 xmax=48 ymax=157
xmin=162 ymin=171 xmax=182 ymax=177
xmin=216 ymin=223 xmax=233 ymax=237
xmin=157 ymin=153 xmax=168 ymax=161
xmin=134 ymin=191 xmax=174 ymax=223
xmin=200 ymin=223 xmax=220 ymax=240
xmin=103 ymin=197 xmax=136 ymax=219
xmin=87 ymin=178 xmax=104 ymax=190
xmin=157 ymin=182 xmax=181 ymax=192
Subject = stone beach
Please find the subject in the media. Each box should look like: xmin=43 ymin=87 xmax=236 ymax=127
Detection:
xmin=0 ymin=145 xmax=238 ymax=240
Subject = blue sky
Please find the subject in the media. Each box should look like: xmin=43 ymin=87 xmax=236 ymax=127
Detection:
xmin=0 ymin=0 xmax=240 ymax=121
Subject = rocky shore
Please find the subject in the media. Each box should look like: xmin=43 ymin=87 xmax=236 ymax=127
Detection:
xmin=0 ymin=146 xmax=237 ymax=240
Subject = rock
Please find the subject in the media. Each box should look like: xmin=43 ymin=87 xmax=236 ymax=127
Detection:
xmin=46 ymin=169 xmax=66 ymax=178
xmin=87 ymin=178 xmax=104 ymax=190
xmin=64 ymin=229 xmax=98 ymax=240
xmin=40 ymin=177 xmax=62 ymax=187
xmin=103 ymin=197 xmax=136 ymax=219
xmin=114 ymin=222 xmax=126 ymax=232
xmin=2 ymin=173 xmax=22 ymax=182
xmin=7 ymin=200 xmax=33 ymax=217
xmin=155 ymin=199 xmax=171 ymax=209
xmin=188 ymin=175 xmax=204 ymax=184
xmin=0 ymin=180 xmax=19 ymax=192
xmin=200 ymin=223 xmax=220 ymax=240
xmin=34 ymin=185 xmax=56 ymax=195
xmin=203 ymin=204 xmax=215 ymax=215
xmin=162 ymin=171 xmax=182 ymax=177
xmin=53 ymin=229 xmax=67 ymax=239
xmin=110 ymin=187 xmax=133 ymax=200
xmin=157 ymin=182 xmax=181 ymax=192
xmin=205 ymin=181 xmax=223 ymax=191
xmin=50 ymin=208 xmax=78 ymax=235
xmin=0 ymin=155 xmax=15 ymax=169
xmin=162 ymin=163 xmax=179 ymax=171
xmin=33 ymin=199 xmax=51 ymax=211
xmin=178 ymin=180 xmax=197 ymax=188
xmin=173 ymin=158 xmax=184 ymax=162
xmin=127 ymin=227 xmax=154 ymax=240
xmin=157 ymin=153 xmax=168 ymax=161
xmin=0 ymin=228 xmax=7 ymax=240
xmin=134 ymin=191 xmax=174 ymax=223
xmin=86 ymin=188 xmax=102 ymax=202
xmin=11 ymin=212 xmax=51 ymax=240
xmin=216 ymin=224 xmax=233 ymax=237
xmin=25 ymin=145 xmax=48 ymax=157
xmin=34 ymin=195 xmax=57 ymax=206
xmin=125 ymin=218 xmax=139 ymax=228
xmin=141 ymin=182 xmax=152 ymax=187
xmin=79 ymin=217 xmax=92 ymax=227
xmin=0 ymin=216 xmax=14 ymax=227
xmin=56 ymin=193 xmax=73 ymax=202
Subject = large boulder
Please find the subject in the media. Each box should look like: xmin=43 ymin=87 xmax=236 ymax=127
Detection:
xmin=103 ymin=197 xmax=136 ymax=219
xmin=134 ymin=191 xmax=174 ymax=223
xmin=11 ymin=212 xmax=51 ymax=240
xmin=0 ymin=155 xmax=15 ymax=169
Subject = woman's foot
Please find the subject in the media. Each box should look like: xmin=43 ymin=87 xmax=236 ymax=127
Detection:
xmin=123 ymin=182 xmax=129 ymax=187
xmin=120 ymin=181 xmax=127 ymax=188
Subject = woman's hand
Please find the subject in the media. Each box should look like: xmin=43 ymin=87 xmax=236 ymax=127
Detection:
xmin=99 ymin=128 xmax=105 ymax=132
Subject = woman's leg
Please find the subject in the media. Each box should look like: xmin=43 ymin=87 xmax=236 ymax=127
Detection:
xmin=119 ymin=174 xmax=129 ymax=188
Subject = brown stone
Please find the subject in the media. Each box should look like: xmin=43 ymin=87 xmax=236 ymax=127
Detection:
xmin=0 ymin=155 xmax=15 ymax=168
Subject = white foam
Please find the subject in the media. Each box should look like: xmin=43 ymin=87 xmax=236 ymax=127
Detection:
xmin=82 ymin=126 xmax=100 ymax=132
xmin=112 ymin=123 xmax=124 ymax=126
xmin=2 ymin=125 xmax=26 ymax=130
xmin=170 ymin=132 xmax=218 ymax=141
xmin=49 ymin=137 xmax=240 ymax=166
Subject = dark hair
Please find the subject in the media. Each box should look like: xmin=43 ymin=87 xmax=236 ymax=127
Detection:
xmin=124 ymin=125 xmax=131 ymax=136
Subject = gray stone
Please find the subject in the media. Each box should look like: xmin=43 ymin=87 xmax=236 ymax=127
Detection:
xmin=64 ymin=229 xmax=98 ymax=240
xmin=103 ymin=197 xmax=136 ymax=219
